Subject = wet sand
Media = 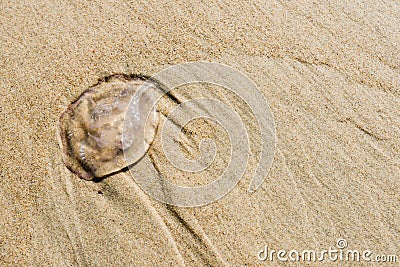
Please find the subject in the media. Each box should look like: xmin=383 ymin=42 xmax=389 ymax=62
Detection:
xmin=0 ymin=1 xmax=399 ymax=266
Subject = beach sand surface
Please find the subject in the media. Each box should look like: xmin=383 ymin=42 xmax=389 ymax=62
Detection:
xmin=0 ymin=0 xmax=399 ymax=266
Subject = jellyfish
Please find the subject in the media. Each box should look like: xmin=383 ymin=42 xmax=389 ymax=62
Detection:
xmin=59 ymin=74 xmax=159 ymax=180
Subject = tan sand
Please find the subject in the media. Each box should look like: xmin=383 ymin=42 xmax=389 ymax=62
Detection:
xmin=0 ymin=0 xmax=399 ymax=266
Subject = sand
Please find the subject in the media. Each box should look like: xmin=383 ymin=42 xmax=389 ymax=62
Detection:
xmin=0 ymin=0 xmax=399 ymax=266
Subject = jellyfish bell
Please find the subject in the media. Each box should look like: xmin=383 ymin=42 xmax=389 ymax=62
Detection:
xmin=59 ymin=75 xmax=159 ymax=180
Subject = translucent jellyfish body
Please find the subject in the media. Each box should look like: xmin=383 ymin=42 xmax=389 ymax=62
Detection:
xmin=59 ymin=75 xmax=159 ymax=180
